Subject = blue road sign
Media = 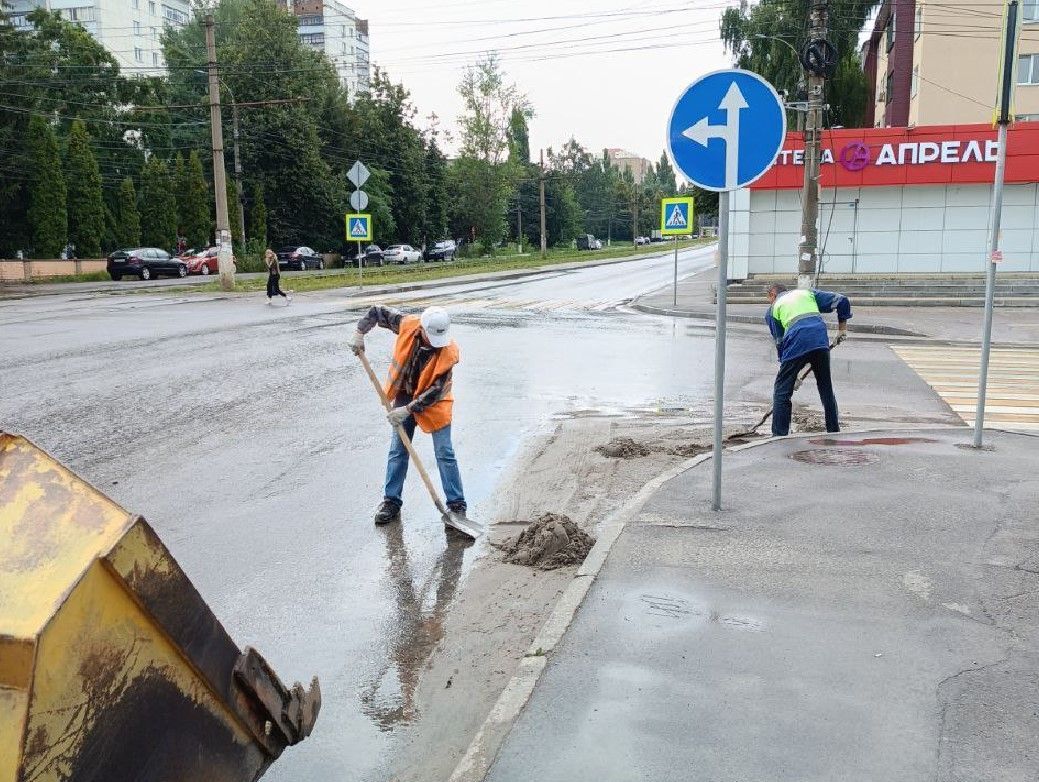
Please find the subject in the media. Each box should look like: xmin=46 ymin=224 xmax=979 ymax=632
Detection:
xmin=346 ymin=213 xmax=372 ymax=242
xmin=666 ymin=69 xmax=786 ymax=192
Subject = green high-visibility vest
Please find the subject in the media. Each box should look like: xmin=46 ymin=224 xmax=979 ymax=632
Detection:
xmin=771 ymin=289 xmax=821 ymax=330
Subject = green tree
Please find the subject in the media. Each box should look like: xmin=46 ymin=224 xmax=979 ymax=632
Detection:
xmin=364 ymin=167 xmax=397 ymax=246
xmin=227 ymin=180 xmax=242 ymax=245
xmin=27 ymin=116 xmax=67 ymax=258
xmin=720 ymin=0 xmax=880 ymax=128
xmin=176 ymin=151 xmax=212 ymax=248
xmin=424 ymin=139 xmax=449 ymax=241
xmin=544 ymin=178 xmax=582 ymax=247
xmin=447 ymin=157 xmax=507 ymax=246
xmin=64 ymin=119 xmax=105 ymax=257
xmin=655 ymin=153 xmax=677 ymax=195
xmin=140 ymin=157 xmax=177 ymax=249
xmin=114 ymin=177 xmax=141 ymax=248
xmin=248 ymin=181 xmax=267 ymax=245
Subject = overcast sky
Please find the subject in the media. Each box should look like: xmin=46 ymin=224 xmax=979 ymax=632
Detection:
xmin=354 ymin=0 xmax=734 ymax=163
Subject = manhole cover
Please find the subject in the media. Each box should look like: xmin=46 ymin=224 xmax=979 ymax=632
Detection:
xmin=789 ymin=448 xmax=880 ymax=466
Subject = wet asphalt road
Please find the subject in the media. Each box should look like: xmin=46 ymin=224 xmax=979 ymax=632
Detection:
xmin=1 ymin=245 xmax=735 ymax=779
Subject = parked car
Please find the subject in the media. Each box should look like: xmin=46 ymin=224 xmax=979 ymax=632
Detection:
xmin=181 ymin=246 xmax=237 ymax=275
xmin=353 ymin=245 xmax=384 ymax=267
xmin=634 ymin=236 xmax=651 ymax=246
xmin=383 ymin=244 xmax=423 ymax=264
xmin=576 ymin=234 xmax=603 ymax=251
xmin=107 ymin=248 xmax=188 ymax=281
xmin=423 ymin=239 xmax=457 ymax=262
xmin=276 ymin=246 xmax=324 ymax=271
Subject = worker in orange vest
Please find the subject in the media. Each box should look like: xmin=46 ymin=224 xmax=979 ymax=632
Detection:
xmin=350 ymin=305 xmax=466 ymax=526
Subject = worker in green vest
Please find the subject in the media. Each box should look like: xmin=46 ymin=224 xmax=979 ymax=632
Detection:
xmin=765 ymin=284 xmax=851 ymax=436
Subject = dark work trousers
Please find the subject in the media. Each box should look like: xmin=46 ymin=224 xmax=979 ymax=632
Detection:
xmin=266 ymin=271 xmax=287 ymax=299
xmin=772 ymin=348 xmax=840 ymax=436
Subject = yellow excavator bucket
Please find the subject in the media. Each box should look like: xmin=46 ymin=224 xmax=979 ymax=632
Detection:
xmin=0 ymin=432 xmax=320 ymax=782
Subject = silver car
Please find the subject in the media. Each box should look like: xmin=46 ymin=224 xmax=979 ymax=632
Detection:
xmin=383 ymin=244 xmax=422 ymax=264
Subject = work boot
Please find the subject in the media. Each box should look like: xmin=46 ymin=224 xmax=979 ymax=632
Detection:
xmin=374 ymin=500 xmax=401 ymax=525
xmin=446 ymin=502 xmax=467 ymax=520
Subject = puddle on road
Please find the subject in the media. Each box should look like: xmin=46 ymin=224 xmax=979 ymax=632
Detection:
xmin=808 ymin=436 xmax=938 ymax=447
xmin=360 ymin=524 xmax=471 ymax=731
xmin=639 ymin=594 xmax=765 ymax=632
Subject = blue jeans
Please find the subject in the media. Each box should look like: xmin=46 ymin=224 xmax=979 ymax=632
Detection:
xmin=772 ymin=348 xmax=840 ymax=436
xmin=384 ymin=418 xmax=466 ymax=510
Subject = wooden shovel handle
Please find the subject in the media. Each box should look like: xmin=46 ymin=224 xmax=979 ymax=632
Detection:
xmin=356 ymin=349 xmax=449 ymax=516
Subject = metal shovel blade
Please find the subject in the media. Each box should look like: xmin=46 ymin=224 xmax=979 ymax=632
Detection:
xmin=442 ymin=511 xmax=482 ymax=540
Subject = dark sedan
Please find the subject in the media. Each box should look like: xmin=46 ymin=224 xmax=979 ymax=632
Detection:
xmin=107 ymin=248 xmax=188 ymax=281
xmin=353 ymin=245 xmax=384 ymax=267
xmin=423 ymin=240 xmax=457 ymax=262
xmin=276 ymin=246 xmax=324 ymax=271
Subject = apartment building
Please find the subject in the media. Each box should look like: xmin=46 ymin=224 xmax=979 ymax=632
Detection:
xmin=7 ymin=0 xmax=190 ymax=73
xmin=605 ymin=148 xmax=652 ymax=184
xmin=278 ymin=0 xmax=370 ymax=96
xmin=863 ymin=0 xmax=1039 ymax=127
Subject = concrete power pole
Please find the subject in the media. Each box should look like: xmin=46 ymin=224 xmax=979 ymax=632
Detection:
xmin=797 ymin=0 xmax=828 ymax=289
xmin=205 ymin=14 xmax=234 ymax=291
xmin=231 ymin=101 xmax=247 ymax=246
xmin=539 ymin=149 xmax=547 ymax=256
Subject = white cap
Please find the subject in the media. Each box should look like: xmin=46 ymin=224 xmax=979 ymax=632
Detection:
xmin=420 ymin=306 xmax=451 ymax=348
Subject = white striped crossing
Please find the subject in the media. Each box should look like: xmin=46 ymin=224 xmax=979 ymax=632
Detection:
xmin=354 ymin=292 xmax=626 ymax=314
xmin=892 ymin=345 xmax=1039 ymax=431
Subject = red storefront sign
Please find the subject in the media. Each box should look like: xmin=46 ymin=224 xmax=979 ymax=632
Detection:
xmin=750 ymin=122 xmax=1039 ymax=190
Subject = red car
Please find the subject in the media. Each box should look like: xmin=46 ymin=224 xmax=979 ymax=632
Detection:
xmin=181 ymin=247 xmax=237 ymax=276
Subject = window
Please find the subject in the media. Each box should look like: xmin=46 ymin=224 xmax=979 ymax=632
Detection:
xmin=133 ymin=20 xmax=141 ymax=34
xmin=132 ymin=0 xmax=139 ymax=8
xmin=153 ymin=51 xmax=160 ymax=66
xmin=134 ymin=47 xmax=143 ymax=62
xmin=911 ymin=65 xmax=919 ymax=97
xmin=162 ymin=5 xmax=187 ymax=24
xmin=148 ymin=1 xmax=155 ymax=14
xmin=299 ymin=14 xmax=321 ymax=25
xmin=1016 ymin=113 xmax=1039 ymax=121
xmin=915 ymin=4 xmax=923 ymax=39
xmin=300 ymin=32 xmax=324 ymax=45
xmin=885 ymin=14 xmax=895 ymax=51
xmin=1025 ymin=0 xmax=1039 ymax=22
xmin=61 ymin=7 xmax=94 ymax=22
xmin=1018 ymin=53 xmax=1039 ymax=84
xmin=884 ymin=71 xmax=894 ymax=101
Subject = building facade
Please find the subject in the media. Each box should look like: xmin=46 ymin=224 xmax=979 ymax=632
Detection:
xmin=606 ymin=148 xmax=652 ymax=184
xmin=278 ymin=0 xmax=369 ymax=97
xmin=726 ymin=123 xmax=1039 ymax=279
xmin=863 ymin=0 xmax=1039 ymax=127
xmin=7 ymin=0 xmax=190 ymax=73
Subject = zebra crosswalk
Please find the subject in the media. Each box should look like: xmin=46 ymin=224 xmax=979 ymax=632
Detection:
xmin=892 ymin=345 xmax=1039 ymax=431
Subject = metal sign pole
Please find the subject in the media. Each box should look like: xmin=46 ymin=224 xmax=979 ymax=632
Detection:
xmin=357 ymin=240 xmax=363 ymax=291
xmin=712 ymin=191 xmax=730 ymax=512
xmin=673 ymin=241 xmax=679 ymax=306
xmin=974 ymin=0 xmax=1018 ymax=448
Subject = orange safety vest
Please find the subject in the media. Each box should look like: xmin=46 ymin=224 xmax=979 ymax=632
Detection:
xmin=384 ymin=314 xmax=459 ymax=433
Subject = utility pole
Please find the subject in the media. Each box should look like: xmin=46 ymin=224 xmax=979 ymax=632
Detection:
xmin=797 ymin=0 xmax=828 ymax=289
xmin=631 ymin=186 xmax=639 ymax=245
xmin=974 ymin=0 xmax=1019 ymax=448
xmin=539 ymin=149 xmax=547 ymax=256
xmin=205 ymin=14 xmax=234 ymax=291
xmin=231 ymin=101 xmax=247 ymax=246
xmin=516 ymin=196 xmax=523 ymax=254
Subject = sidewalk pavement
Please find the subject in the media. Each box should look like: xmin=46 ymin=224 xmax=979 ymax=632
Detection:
xmin=633 ymin=268 xmax=1039 ymax=344
xmin=483 ymin=428 xmax=1039 ymax=782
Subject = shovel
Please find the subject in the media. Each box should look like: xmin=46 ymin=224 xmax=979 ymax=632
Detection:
xmin=356 ymin=349 xmax=482 ymax=540
xmin=726 ymin=333 xmax=846 ymax=441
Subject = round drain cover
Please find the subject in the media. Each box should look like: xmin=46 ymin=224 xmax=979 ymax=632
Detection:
xmin=789 ymin=448 xmax=880 ymax=466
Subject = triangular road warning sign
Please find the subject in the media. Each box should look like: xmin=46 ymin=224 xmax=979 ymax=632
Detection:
xmin=350 ymin=218 xmax=367 ymax=237
xmin=666 ymin=205 xmax=687 ymax=228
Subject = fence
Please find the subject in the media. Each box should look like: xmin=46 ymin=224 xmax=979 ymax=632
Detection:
xmin=0 ymin=258 xmax=107 ymax=282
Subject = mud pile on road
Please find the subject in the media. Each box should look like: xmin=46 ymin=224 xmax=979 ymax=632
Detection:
xmin=668 ymin=442 xmax=711 ymax=457
xmin=497 ymin=513 xmax=596 ymax=570
xmin=792 ymin=410 xmax=825 ymax=432
xmin=595 ymin=437 xmax=654 ymax=459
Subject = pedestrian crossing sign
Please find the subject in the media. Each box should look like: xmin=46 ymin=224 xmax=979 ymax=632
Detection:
xmin=346 ymin=213 xmax=372 ymax=242
xmin=660 ymin=197 xmax=695 ymax=236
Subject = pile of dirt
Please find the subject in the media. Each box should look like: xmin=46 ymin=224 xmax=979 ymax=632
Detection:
xmin=496 ymin=513 xmax=596 ymax=570
xmin=668 ymin=442 xmax=711 ymax=458
xmin=595 ymin=437 xmax=654 ymax=459
xmin=792 ymin=410 xmax=826 ymax=433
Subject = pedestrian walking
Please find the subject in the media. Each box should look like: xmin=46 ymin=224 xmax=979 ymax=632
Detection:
xmin=350 ymin=305 xmax=467 ymax=526
xmin=265 ymin=248 xmax=290 ymax=305
xmin=765 ymin=284 xmax=851 ymax=436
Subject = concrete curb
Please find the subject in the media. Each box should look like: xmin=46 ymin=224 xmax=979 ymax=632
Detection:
xmin=447 ymin=421 xmax=1035 ymax=782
